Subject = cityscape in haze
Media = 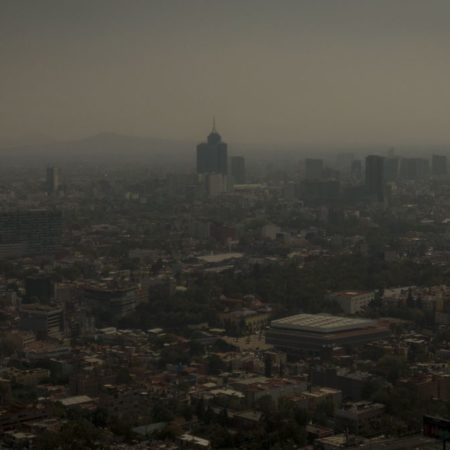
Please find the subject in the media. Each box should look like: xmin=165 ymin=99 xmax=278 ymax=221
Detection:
xmin=3 ymin=1 xmax=450 ymax=449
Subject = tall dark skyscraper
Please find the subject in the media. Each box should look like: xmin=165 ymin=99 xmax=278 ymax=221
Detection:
xmin=350 ymin=160 xmax=362 ymax=182
xmin=384 ymin=158 xmax=399 ymax=182
xmin=399 ymin=158 xmax=429 ymax=180
xmin=335 ymin=152 xmax=354 ymax=176
xmin=432 ymin=154 xmax=447 ymax=177
xmin=196 ymin=119 xmax=228 ymax=175
xmin=46 ymin=166 xmax=60 ymax=194
xmin=230 ymin=156 xmax=246 ymax=184
xmin=365 ymin=155 xmax=385 ymax=202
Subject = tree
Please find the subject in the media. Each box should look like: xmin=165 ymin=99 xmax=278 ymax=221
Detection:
xmin=151 ymin=401 xmax=175 ymax=422
xmin=115 ymin=368 xmax=132 ymax=384
xmin=34 ymin=419 xmax=107 ymax=450
xmin=92 ymin=407 xmax=109 ymax=427
xmin=195 ymin=397 xmax=205 ymax=420
xmin=0 ymin=333 xmax=22 ymax=357
xmin=209 ymin=423 xmax=234 ymax=448
xmin=375 ymin=355 xmax=408 ymax=384
xmin=313 ymin=397 xmax=334 ymax=425
xmin=206 ymin=354 xmax=226 ymax=375
xmin=256 ymin=395 xmax=274 ymax=417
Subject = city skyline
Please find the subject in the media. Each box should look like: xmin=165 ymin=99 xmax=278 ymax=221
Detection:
xmin=2 ymin=2 xmax=450 ymax=448
xmin=2 ymin=0 xmax=450 ymax=147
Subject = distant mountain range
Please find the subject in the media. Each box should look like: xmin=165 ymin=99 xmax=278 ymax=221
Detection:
xmin=0 ymin=132 xmax=297 ymax=167
xmin=1 ymin=132 xmax=447 ymax=168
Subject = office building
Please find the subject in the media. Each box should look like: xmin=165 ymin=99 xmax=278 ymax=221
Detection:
xmin=383 ymin=158 xmax=399 ymax=182
xmin=24 ymin=275 xmax=55 ymax=304
xmin=399 ymin=158 xmax=415 ymax=180
xmin=266 ymin=314 xmax=390 ymax=354
xmin=305 ymin=158 xmax=324 ymax=181
xmin=328 ymin=291 xmax=374 ymax=315
xmin=432 ymin=154 xmax=447 ymax=177
xmin=300 ymin=179 xmax=340 ymax=203
xmin=46 ymin=166 xmax=60 ymax=194
xmin=196 ymin=119 xmax=228 ymax=175
xmin=365 ymin=155 xmax=384 ymax=202
xmin=19 ymin=304 xmax=64 ymax=340
xmin=230 ymin=156 xmax=246 ymax=184
xmin=399 ymin=158 xmax=430 ymax=180
xmin=205 ymin=173 xmax=227 ymax=197
xmin=335 ymin=153 xmax=354 ymax=177
xmin=416 ymin=158 xmax=430 ymax=178
xmin=350 ymin=160 xmax=362 ymax=182
xmin=83 ymin=285 xmax=139 ymax=322
xmin=0 ymin=209 xmax=63 ymax=258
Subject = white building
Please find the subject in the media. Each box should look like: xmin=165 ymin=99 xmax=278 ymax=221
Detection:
xmin=205 ymin=173 xmax=227 ymax=198
xmin=329 ymin=291 xmax=374 ymax=314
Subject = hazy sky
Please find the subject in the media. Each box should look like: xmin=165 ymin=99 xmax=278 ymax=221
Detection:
xmin=2 ymin=0 xmax=450 ymax=146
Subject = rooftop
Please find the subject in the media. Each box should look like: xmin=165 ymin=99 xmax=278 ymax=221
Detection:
xmin=197 ymin=252 xmax=244 ymax=263
xmin=20 ymin=304 xmax=62 ymax=313
xmin=270 ymin=314 xmax=375 ymax=334
xmin=179 ymin=434 xmax=210 ymax=447
xmin=332 ymin=290 xmax=371 ymax=297
xmin=59 ymin=395 xmax=94 ymax=407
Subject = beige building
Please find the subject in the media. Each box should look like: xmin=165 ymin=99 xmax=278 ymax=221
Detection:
xmin=329 ymin=291 xmax=374 ymax=314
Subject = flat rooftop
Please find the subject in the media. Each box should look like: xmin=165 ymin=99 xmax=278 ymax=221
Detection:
xmin=197 ymin=252 xmax=244 ymax=263
xmin=20 ymin=304 xmax=62 ymax=313
xmin=270 ymin=314 xmax=375 ymax=334
xmin=59 ymin=395 xmax=94 ymax=407
xmin=332 ymin=290 xmax=370 ymax=297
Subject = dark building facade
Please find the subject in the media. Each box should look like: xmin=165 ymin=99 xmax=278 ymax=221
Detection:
xmin=0 ymin=209 xmax=63 ymax=258
xmin=383 ymin=157 xmax=399 ymax=182
xmin=399 ymin=158 xmax=430 ymax=180
xmin=19 ymin=304 xmax=64 ymax=340
xmin=230 ymin=156 xmax=246 ymax=184
xmin=83 ymin=285 xmax=139 ymax=323
xmin=350 ymin=160 xmax=362 ymax=182
xmin=24 ymin=275 xmax=55 ymax=304
xmin=46 ymin=166 xmax=60 ymax=194
xmin=365 ymin=155 xmax=384 ymax=202
xmin=432 ymin=154 xmax=447 ymax=177
xmin=300 ymin=179 xmax=340 ymax=204
xmin=196 ymin=120 xmax=228 ymax=175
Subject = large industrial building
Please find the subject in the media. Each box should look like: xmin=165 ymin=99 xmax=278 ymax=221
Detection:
xmin=266 ymin=314 xmax=390 ymax=354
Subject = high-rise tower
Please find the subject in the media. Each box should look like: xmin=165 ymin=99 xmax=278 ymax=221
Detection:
xmin=365 ymin=155 xmax=384 ymax=202
xmin=196 ymin=118 xmax=228 ymax=175
xmin=46 ymin=166 xmax=60 ymax=194
xmin=432 ymin=154 xmax=447 ymax=177
xmin=230 ymin=156 xmax=246 ymax=184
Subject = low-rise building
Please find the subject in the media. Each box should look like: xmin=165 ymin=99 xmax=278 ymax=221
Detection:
xmin=328 ymin=291 xmax=374 ymax=315
xmin=336 ymin=401 xmax=385 ymax=434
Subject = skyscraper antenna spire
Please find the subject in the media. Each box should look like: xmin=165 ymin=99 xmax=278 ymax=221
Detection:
xmin=212 ymin=115 xmax=216 ymax=133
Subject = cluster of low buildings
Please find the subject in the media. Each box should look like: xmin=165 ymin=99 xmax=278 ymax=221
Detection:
xmin=1 ymin=146 xmax=450 ymax=448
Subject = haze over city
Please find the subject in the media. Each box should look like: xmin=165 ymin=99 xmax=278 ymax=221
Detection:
xmin=3 ymin=3 xmax=450 ymax=449
xmin=2 ymin=0 xmax=450 ymax=147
